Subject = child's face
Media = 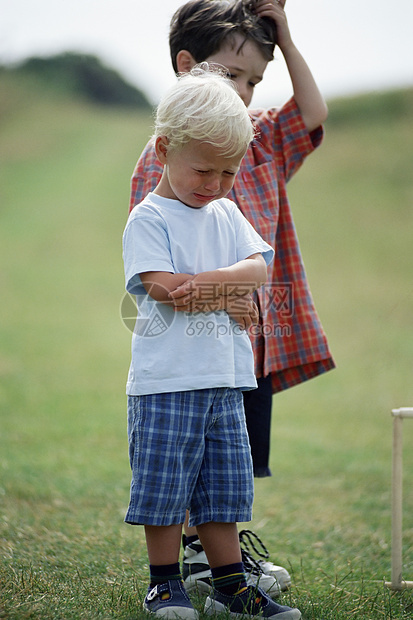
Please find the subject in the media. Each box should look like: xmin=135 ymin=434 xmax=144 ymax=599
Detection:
xmin=155 ymin=138 xmax=243 ymax=209
xmin=205 ymin=35 xmax=268 ymax=107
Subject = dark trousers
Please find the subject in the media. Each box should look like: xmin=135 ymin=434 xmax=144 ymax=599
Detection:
xmin=243 ymin=374 xmax=273 ymax=477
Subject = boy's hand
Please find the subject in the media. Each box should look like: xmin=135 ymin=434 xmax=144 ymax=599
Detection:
xmin=250 ymin=0 xmax=328 ymax=131
xmin=225 ymin=295 xmax=259 ymax=330
xmin=251 ymin=0 xmax=292 ymax=51
xmin=169 ymin=285 xmax=259 ymax=330
xmin=169 ymin=255 xmax=267 ymax=309
xmin=169 ymin=279 xmax=259 ymax=330
xmin=168 ymin=277 xmax=216 ymax=309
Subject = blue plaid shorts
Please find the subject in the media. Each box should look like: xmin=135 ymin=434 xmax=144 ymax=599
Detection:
xmin=125 ymin=388 xmax=254 ymax=527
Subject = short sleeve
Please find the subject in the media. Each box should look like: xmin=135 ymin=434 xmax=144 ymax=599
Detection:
xmin=122 ymin=212 xmax=174 ymax=294
xmin=229 ymin=201 xmax=274 ymax=266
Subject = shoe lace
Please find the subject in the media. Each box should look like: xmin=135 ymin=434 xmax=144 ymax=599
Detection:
xmin=238 ymin=529 xmax=271 ymax=575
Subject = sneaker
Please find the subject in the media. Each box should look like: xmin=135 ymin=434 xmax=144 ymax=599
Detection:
xmin=239 ymin=530 xmax=291 ymax=591
xmin=256 ymin=559 xmax=291 ymax=588
xmin=182 ymin=535 xmax=285 ymax=599
xmin=182 ymin=539 xmax=212 ymax=594
xmin=204 ymin=585 xmax=301 ymax=619
xmin=144 ymin=580 xmax=199 ymax=619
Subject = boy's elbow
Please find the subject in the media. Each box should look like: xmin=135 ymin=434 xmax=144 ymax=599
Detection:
xmin=316 ymin=100 xmax=329 ymax=126
xmin=259 ymin=269 xmax=269 ymax=287
xmin=304 ymin=101 xmax=328 ymax=132
xmin=245 ymin=253 xmax=268 ymax=288
xmin=257 ymin=259 xmax=269 ymax=287
xmin=320 ymin=100 xmax=329 ymax=123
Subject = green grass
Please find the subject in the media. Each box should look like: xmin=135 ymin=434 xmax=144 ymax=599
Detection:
xmin=1 ymin=75 xmax=413 ymax=618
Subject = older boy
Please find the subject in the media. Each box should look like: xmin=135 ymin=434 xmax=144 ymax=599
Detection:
xmin=123 ymin=66 xmax=301 ymax=619
xmin=129 ymin=0 xmax=335 ymax=594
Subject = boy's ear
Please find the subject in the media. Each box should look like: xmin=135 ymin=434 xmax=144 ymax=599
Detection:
xmin=155 ymin=136 xmax=169 ymax=164
xmin=176 ymin=50 xmax=197 ymax=74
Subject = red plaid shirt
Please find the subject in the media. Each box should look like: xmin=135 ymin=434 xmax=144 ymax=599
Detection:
xmin=129 ymin=97 xmax=335 ymax=393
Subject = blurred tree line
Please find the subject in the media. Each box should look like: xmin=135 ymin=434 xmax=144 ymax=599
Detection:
xmin=2 ymin=52 xmax=151 ymax=109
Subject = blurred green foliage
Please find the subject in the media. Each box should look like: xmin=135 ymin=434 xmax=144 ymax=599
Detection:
xmin=328 ymin=87 xmax=413 ymax=126
xmin=1 ymin=52 xmax=152 ymax=109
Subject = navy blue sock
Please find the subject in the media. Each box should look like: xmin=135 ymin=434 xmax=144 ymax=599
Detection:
xmin=182 ymin=534 xmax=199 ymax=548
xmin=149 ymin=562 xmax=181 ymax=589
xmin=211 ymin=562 xmax=247 ymax=596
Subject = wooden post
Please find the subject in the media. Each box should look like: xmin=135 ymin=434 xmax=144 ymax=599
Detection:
xmin=385 ymin=408 xmax=413 ymax=590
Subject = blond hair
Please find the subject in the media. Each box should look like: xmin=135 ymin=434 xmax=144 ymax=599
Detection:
xmin=154 ymin=63 xmax=254 ymax=158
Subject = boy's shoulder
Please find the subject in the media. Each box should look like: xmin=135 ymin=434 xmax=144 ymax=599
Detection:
xmin=249 ymin=98 xmax=301 ymax=127
xmin=128 ymin=192 xmax=165 ymax=221
xmin=210 ymin=197 xmax=241 ymax=218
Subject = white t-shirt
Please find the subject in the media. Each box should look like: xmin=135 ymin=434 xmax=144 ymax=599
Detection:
xmin=123 ymin=193 xmax=274 ymax=395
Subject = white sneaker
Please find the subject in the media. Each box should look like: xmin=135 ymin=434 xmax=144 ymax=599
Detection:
xmin=239 ymin=530 xmax=291 ymax=592
xmin=257 ymin=560 xmax=292 ymax=591
xmin=182 ymin=535 xmax=285 ymax=599
xmin=182 ymin=540 xmax=212 ymax=595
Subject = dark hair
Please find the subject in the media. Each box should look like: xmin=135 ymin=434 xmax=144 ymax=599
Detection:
xmin=169 ymin=0 xmax=277 ymax=73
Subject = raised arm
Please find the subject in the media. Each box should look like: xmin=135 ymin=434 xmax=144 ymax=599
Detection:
xmin=254 ymin=0 xmax=328 ymax=132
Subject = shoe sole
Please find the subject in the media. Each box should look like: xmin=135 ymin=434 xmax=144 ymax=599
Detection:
xmin=144 ymin=603 xmax=199 ymax=619
xmin=204 ymin=599 xmax=301 ymax=620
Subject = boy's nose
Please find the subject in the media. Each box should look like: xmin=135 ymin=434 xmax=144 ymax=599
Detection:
xmin=238 ymin=90 xmax=250 ymax=107
xmin=204 ymin=176 xmax=221 ymax=191
xmin=236 ymin=82 xmax=251 ymax=107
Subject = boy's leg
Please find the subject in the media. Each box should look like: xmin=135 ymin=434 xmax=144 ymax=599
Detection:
xmin=196 ymin=522 xmax=241 ymax=568
xmin=144 ymin=524 xmax=199 ymax=619
xmin=182 ymin=390 xmax=291 ymax=597
xmin=242 ymin=377 xmax=293 ymax=589
xmin=200 ymin=523 xmax=302 ymax=619
xmin=184 ymin=388 xmax=284 ymax=598
xmin=197 ymin=522 xmax=247 ymax=597
xmin=126 ymin=392 xmax=208 ymax=619
xmin=243 ymin=374 xmax=273 ymax=477
xmin=145 ymin=524 xmax=182 ymax=565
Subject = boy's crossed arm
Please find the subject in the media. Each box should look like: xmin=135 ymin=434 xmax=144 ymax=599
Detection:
xmin=140 ymin=253 xmax=267 ymax=330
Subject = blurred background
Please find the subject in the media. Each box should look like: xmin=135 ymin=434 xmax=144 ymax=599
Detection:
xmin=1 ymin=0 xmax=413 ymax=107
xmin=1 ymin=1 xmax=413 ymax=617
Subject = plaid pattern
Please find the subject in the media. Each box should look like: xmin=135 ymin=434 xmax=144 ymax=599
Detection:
xmin=125 ymin=389 xmax=254 ymax=527
xmin=129 ymin=97 xmax=335 ymax=393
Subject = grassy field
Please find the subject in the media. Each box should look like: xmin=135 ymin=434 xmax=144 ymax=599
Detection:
xmin=1 ymin=75 xmax=413 ymax=618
